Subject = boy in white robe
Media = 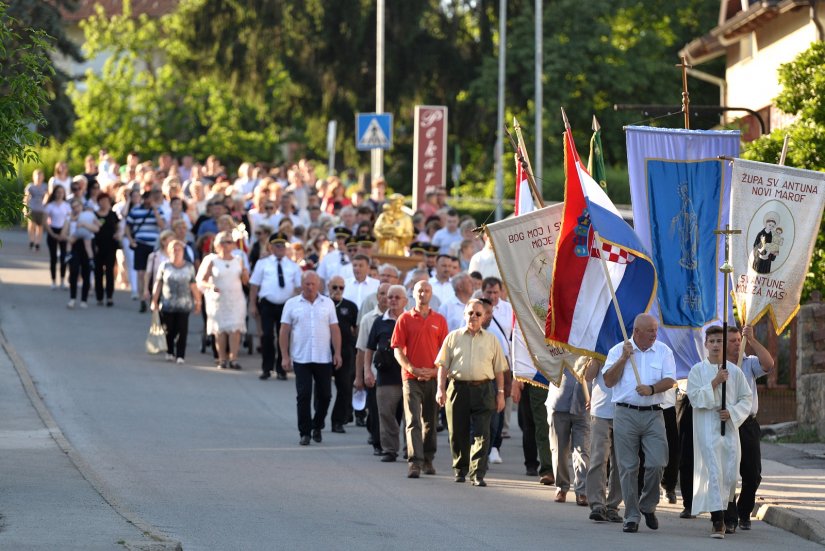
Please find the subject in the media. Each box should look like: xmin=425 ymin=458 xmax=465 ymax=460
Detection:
xmin=687 ymin=326 xmax=752 ymax=539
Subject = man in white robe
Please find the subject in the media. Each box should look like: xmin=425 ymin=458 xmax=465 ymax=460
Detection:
xmin=687 ymin=326 xmax=752 ymax=539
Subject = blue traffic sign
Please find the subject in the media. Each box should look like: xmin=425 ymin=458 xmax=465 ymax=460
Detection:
xmin=356 ymin=113 xmax=393 ymax=151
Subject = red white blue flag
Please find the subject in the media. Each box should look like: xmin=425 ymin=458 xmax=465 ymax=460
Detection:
xmin=545 ymin=128 xmax=657 ymax=359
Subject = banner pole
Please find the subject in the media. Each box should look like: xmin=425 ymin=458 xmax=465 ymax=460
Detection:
xmin=592 ymin=230 xmax=641 ymax=385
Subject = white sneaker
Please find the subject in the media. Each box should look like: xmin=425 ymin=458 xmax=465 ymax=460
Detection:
xmin=60 ymin=281 xmax=67 ymax=290
xmin=51 ymin=282 xmax=57 ymax=290
xmin=79 ymin=301 xmax=88 ymax=309
xmin=489 ymin=447 xmax=503 ymax=464
xmin=175 ymin=357 xmax=185 ymax=365
xmin=66 ymin=299 xmax=75 ymax=309
xmin=165 ymin=353 xmax=175 ymax=362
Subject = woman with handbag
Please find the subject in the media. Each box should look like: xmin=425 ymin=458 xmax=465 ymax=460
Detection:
xmin=151 ymin=240 xmax=201 ymax=364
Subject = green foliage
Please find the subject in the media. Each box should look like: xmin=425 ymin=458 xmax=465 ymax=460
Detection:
xmin=743 ymin=42 xmax=825 ymax=303
xmin=67 ymin=0 xmax=282 ymax=165
xmin=4 ymin=1 xmax=82 ymax=140
xmin=0 ymin=2 xmax=53 ymax=230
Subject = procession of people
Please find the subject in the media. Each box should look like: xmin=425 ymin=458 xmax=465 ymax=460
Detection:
xmin=23 ymin=149 xmax=779 ymax=540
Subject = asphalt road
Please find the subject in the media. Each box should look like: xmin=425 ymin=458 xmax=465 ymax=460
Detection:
xmin=0 ymin=228 xmax=821 ymax=550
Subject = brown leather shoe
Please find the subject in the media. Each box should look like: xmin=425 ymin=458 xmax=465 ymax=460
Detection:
xmin=576 ymin=494 xmax=588 ymax=506
xmin=554 ymin=490 xmax=567 ymax=503
xmin=407 ymin=464 xmax=421 ymax=479
xmin=539 ymin=474 xmax=555 ymax=486
xmin=422 ymin=461 xmax=436 ymax=475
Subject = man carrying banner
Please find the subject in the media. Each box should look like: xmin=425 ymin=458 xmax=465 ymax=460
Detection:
xmin=726 ymin=325 xmax=774 ymax=530
xmin=687 ymin=326 xmax=752 ymax=539
xmin=603 ymin=313 xmax=676 ymax=533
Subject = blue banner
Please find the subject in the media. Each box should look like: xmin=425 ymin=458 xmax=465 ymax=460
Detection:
xmin=646 ymin=160 xmax=722 ymax=327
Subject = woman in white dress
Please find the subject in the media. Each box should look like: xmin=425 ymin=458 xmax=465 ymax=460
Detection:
xmin=197 ymin=230 xmax=249 ymax=369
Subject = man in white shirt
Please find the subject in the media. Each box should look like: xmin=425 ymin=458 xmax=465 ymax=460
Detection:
xmin=468 ymin=234 xmax=501 ymax=280
xmin=584 ymin=358 xmax=623 ymax=523
xmin=603 ymin=313 xmax=676 ymax=534
xmin=357 ymin=263 xmax=400 ymax=324
xmin=316 ymin=226 xmax=354 ymax=284
xmin=483 ymin=277 xmax=514 ymax=439
xmin=344 ymin=254 xmax=379 ymax=310
xmin=279 ymin=271 xmax=342 ymax=446
xmin=431 ymin=208 xmax=462 ymax=254
xmin=249 ymin=232 xmax=302 ymax=381
xmin=438 ymin=273 xmax=474 ymax=332
xmin=428 ymin=254 xmax=456 ymax=305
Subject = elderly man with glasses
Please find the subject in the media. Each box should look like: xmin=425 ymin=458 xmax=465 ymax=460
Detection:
xmin=327 ymin=275 xmax=359 ymax=433
xmin=435 ymin=298 xmax=508 ymax=487
xmin=249 ymin=232 xmax=301 ymax=380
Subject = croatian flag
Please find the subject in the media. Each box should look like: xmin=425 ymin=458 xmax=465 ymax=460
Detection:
xmin=545 ymin=128 xmax=657 ymax=359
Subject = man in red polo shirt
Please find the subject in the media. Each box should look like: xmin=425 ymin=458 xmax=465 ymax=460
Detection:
xmin=392 ymin=280 xmax=449 ymax=479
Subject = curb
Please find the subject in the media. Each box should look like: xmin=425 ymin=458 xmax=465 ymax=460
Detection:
xmin=0 ymin=327 xmax=183 ymax=551
xmin=757 ymin=504 xmax=825 ymax=546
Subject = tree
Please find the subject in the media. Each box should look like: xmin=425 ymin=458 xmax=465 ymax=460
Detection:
xmin=5 ymin=1 xmax=82 ymax=140
xmin=0 ymin=2 xmax=52 ymax=229
xmin=67 ymin=1 xmax=282 ymax=165
xmin=743 ymin=41 xmax=825 ymax=302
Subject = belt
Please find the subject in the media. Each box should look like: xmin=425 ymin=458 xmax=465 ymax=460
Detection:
xmin=452 ymin=379 xmax=493 ymax=386
xmin=617 ymin=402 xmax=661 ymax=411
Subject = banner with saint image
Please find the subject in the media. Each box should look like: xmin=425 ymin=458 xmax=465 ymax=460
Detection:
xmin=730 ymin=158 xmax=825 ymax=333
xmin=486 ymin=204 xmax=571 ymax=386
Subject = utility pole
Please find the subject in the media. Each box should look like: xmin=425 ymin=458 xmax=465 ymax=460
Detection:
xmin=494 ymin=0 xmax=506 ymax=221
xmin=371 ymin=0 xmax=385 ymax=185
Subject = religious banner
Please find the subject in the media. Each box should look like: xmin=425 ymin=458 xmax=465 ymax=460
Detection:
xmin=730 ymin=158 xmax=825 ymax=333
xmin=412 ymin=105 xmax=448 ymax=211
xmin=486 ymin=204 xmax=570 ymax=386
xmin=626 ymin=126 xmax=740 ymax=378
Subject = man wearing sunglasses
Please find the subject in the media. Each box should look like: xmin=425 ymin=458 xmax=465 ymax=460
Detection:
xmin=249 ymin=232 xmax=301 ymax=381
xmin=327 ymin=276 xmax=358 ymax=433
xmin=435 ymin=299 xmax=508 ymax=487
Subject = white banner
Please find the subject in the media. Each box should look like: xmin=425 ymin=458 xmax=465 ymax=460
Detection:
xmin=731 ymin=159 xmax=825 ymax=333
xmin=487 ymin=204 xmax=570 ymax=386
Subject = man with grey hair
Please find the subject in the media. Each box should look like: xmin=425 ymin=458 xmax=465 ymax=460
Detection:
xmin=356 ymin=283 xmax=391 ymax=455
xmin=358 ymin=263 xmax=401 ymax=324
xmin=438 ymin=272 xmax=474 ymax=332
xmin=603 ymin=313 xmax=676 ymax=534
xmin=366 ymin=284 xmax=408 ymax=462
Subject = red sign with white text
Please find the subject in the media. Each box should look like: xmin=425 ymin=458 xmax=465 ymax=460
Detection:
xmin=412 ymin=106 xmax=448 ymax=210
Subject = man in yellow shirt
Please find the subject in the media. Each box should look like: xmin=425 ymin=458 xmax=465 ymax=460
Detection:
xmin=436 ymin=299 xmax=508 ymax=486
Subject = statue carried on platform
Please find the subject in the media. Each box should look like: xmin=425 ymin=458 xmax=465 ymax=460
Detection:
xmin=374 ymin=193 xmax=414 ymax=256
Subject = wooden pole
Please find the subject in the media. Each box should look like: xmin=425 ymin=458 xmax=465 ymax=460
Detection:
xmin=504 ymin=122 xmax=545 ymax=208
xmin=593 ymin=230 xmax=642 ymax=385
xmin=779 ymin=134 xmax=790 ymax=166
xmin=676 ymin=57 xmax=692 ymax=129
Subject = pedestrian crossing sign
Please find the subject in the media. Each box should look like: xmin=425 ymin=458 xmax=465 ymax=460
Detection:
xmin=356 ymin=113 xmax=393 ymax=151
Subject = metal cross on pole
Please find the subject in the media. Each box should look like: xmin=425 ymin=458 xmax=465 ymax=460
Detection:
xmin=676 ymin=56 xmax=692 ymax=130
xmin=713 ymin=224 xmax=741 ymax=435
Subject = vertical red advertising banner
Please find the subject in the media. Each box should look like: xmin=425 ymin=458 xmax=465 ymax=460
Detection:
xmin=412 ymin=105 xmax=448 ymax=210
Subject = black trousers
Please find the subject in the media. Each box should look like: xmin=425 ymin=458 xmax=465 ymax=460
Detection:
xmin=517 ymin=388 xmax=539 ymax=471
xmin=331 ymin=346 xmax=355 ymax=426
xmin=259 ymin=299 xmax=285 ymax=376
xmin=737 ymin=415 xmax=762 ymax=519
xmin=294 ymin=362 xmax=332 ymax=437
xmin=661 ymin=405 xmax=680 ymax=492
xmin=711 ymin=502 xmax=738 ymax=524
xmin=160 ymin=311 xmax=190 ymax=359
xmin=676 ymin=391 xmax=694 ymax=509
xmin=366 ymin=386 xmax=381 ymax=450
xmin=94 ymin=244 xmax=117 ymax=301
xmin=47 ymin=229 xmax=67 ymax=282
xmin=68 ymin=242 xmax=91 ymax=301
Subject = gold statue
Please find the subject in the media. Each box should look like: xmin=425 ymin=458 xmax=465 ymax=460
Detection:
xmin=374 ymin=193 xmax=414 ymax=256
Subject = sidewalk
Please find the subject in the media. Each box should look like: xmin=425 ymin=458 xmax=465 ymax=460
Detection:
xmin=0 ymin=329 xmax=179 ymax=550
xmin=756 ymin=440 xmax=825 ymax=545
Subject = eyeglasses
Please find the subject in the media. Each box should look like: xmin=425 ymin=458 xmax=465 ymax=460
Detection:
xmin=264 ymin=206 xmax=275 ymax=211
xmin=329 ymin=285 xmax=344 ymax=291
xmin=466 ymin=311 xmax=484 ymax=317
xmin=388 ymin=295 xmax=404 ymax=300
xmin=219 ymin=241 xmax=234 ymax=245
xmin=254 ymin=231 xmax=263 ymax=236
